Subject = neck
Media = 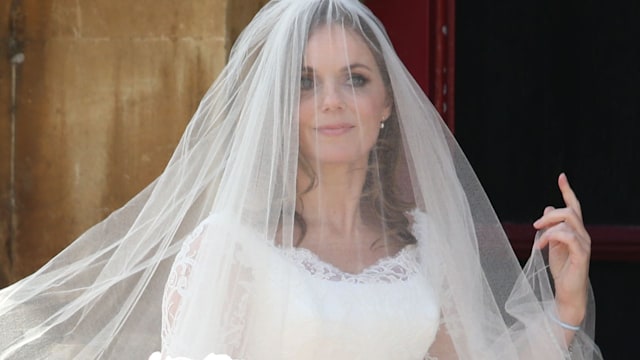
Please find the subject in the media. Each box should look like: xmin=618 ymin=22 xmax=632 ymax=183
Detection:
xmin=297 ymin=160 xmax=369 ymax=236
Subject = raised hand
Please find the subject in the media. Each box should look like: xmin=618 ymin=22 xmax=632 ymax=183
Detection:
xmin=533 ymin=173 xmax=591 ymax=328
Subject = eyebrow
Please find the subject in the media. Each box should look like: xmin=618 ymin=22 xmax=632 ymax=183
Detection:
xmin=301 ymin=63 xmax=373 ymax=73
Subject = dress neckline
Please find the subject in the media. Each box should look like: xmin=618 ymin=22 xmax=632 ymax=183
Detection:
xmin=279 ymin=244 xmax=420 ymax=284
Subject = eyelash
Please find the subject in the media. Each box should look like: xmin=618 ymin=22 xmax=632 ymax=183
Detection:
xmin=347 ymin=74 xmax=369 ymax=87
xmin=301 ymin=76 xmax=314 ymax=91
xmin=300 ymin=74 xmax=370 ymax=90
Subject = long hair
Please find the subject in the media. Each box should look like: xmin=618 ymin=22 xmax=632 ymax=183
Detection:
xmin=294 ymin=0 xmax=416 ymax=246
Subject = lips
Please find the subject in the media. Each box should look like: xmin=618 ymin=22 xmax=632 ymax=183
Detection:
xmin=315 ymin=123 xmax=355 ymax=136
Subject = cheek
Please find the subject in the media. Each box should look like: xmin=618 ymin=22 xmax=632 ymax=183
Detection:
xmin=355 ymin=94 xmax=387 ymax=126
xmin=296 ymin=103 xmax=314 ymax=154
xmin=297 ymin=100 xmax=314 ymax=127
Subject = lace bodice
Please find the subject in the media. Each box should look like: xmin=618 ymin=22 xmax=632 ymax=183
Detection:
xmin=280 ymin=244 xmax=420 ymax=283
xmin=162 ymin=213 xmax=440 ymax=359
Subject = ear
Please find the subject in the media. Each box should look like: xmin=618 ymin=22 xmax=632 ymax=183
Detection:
xmin=382 ymin=101 xmax=393 ymax=121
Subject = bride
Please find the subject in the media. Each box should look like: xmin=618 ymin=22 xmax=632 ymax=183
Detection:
xmin=0 ymin=0 xmax=601 ymax=359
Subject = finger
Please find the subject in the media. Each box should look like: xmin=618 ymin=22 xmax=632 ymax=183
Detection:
xmin=534 ymin=206 xmax=555 ymax=230
xmin=535 ymin=224 xmax=591 ymax=260
xmin=534 ymin=208 xmax=590 ymax=241
xmin=558 ymin=173 xmax=583 ymax=219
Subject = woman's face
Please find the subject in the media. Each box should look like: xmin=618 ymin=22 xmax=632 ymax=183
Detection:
xmin=298 ymin=25 xmax=391 ymax=168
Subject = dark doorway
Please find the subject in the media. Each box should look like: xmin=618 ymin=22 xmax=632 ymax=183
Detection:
xmin=455 ymin=1 xmax=640 ymax=357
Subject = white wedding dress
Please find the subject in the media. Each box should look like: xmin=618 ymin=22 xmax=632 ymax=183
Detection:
xmin=159 ymin=212 xmax=440 ymax=360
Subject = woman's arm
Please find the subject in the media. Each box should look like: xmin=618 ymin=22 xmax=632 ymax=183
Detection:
xmin=533 ymin=173 xmax=591 ymax=346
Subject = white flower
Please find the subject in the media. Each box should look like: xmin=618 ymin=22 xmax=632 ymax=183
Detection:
xmin=204 ymin=354 xmax=233 ymax=360
xmin=148 ymin=352 xmax=234 ymax=360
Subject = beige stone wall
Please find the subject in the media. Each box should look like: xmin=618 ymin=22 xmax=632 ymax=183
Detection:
xmin=0 ymin=0 xmax=266 ymax=286
xmin=226 ymin=0 xmax=269 ymax=50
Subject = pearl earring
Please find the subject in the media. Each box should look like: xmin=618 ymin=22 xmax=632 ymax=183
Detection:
xmin=380 ymin=122 xmax=385 ymax=129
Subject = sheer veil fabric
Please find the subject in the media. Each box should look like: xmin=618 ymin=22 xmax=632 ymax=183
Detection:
xmin=0 ymin=0 xmax=601 ymax=359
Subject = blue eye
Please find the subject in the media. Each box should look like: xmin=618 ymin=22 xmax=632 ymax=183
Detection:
xmin=348 ymin=74 xmax=369 ymax=87
xmin=301 ymin=76 xmax=314 ymax=90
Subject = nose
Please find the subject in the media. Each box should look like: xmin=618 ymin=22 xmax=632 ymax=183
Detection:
xmin=320 ymin=83 xmax=345 ymax=112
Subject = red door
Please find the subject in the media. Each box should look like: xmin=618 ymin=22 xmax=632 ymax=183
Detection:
xmin=366 ymin=0 xmax=456 ymax=131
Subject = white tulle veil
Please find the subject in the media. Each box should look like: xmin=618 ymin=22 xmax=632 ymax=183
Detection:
xmin=0 ymin=0 xmax=600 ymax=359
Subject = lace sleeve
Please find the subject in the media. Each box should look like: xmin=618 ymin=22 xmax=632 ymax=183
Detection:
xmin=160 ymin=216 xmax=257 ymax=358
xmin=161 ymin=220 xmax=208 ymax=346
